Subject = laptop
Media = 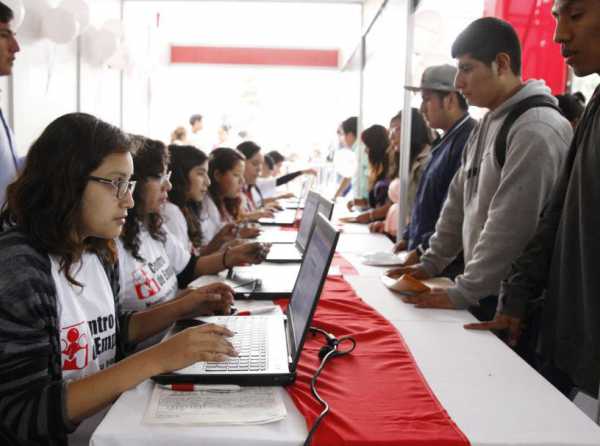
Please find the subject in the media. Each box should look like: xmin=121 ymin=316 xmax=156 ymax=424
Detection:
xmin=257 ymin=181 xmax=308 ymax=226
xmin=264 ymin=192 xmax=334 ymax=263
xmin=221 ymin=262 xmax=300 ymax=300
xmin=152 ymin=213 xmax=340 ymax=386
xmin=257 ymin=207 xmax=298 ymax=226
xmin=255 ymin=190 xmax=319 ymax=245
xmin=279 ymin=176 xmax=313 ymax=210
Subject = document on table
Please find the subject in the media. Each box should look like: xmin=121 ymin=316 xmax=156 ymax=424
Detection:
xmin=143 ymin=386 xmax=287 ymax=425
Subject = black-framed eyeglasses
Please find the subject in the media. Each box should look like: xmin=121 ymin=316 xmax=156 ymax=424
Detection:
xmin=148 ymin=170 xmax=172 ymax=184
xmin=88 ymin=176 xmax=137 ymax=199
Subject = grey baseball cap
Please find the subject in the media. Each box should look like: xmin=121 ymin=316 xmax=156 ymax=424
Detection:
xmin=405 ymin=64 xmax=458 ymax=92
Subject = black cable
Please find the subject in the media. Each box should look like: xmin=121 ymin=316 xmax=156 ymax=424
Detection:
xmin=304 ymin=327 xmax=357 ymax=446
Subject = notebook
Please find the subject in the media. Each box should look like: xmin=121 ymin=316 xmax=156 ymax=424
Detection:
xmin=152 ymin=213 xmax=340 ymax=386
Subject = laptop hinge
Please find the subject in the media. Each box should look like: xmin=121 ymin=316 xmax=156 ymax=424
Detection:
xmin=284 ymin=315 xmax=294 ymax=365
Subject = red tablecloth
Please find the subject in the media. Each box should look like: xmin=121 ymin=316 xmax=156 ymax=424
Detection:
xmin=277 ymin=274 xmax=469 ymax=446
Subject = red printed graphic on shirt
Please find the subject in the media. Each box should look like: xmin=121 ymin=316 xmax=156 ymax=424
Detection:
xmin=61 ymin=322 xmax=89 ymax=370
xmin=133 ymin=267 xmax=161 ymax=301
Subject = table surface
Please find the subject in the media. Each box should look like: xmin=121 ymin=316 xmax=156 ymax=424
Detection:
xmin=92 ymin=228 xmax=600 ymax=446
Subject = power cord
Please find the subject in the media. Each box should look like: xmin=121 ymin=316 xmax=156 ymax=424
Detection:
xmin=303 ymin=326 xmax=357 ymax=446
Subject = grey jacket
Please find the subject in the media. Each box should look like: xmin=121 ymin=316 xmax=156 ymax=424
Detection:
xmin=420 ymin=80 xmax=572 ymax=308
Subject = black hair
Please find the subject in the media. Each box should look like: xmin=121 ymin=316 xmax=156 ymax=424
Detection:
xmin=168 ymin=144 xmax=208 ymax=250
xmin=361 ymin=124 xmax=390 ymax=187
xmin=573 ymin=91 xmax=586 ymax=105
xmin=121 ymin=136 xmax=169 ymax=262
xmin=266 ymin=150 xmax=285 ymax=164
xmin=389 ymin=108 xmax=433 ymax=178
xmin=189 ymin=114 xmax=203 ymax=126
xmin=341 ymin=116 xmax=358 ymax=136
xmin=263 ymin=154 xmax=274 ymax=171
xmin=208 ymin=147 xmax=245 ymax=220
xmin=432 ymin=90 xmax=469 ymax=111
xmin=451 ymin=17 xmax=522 ymax=75
xmin=0 ymin=2 xmax=14 ymax=23
xmin=555 ymin=94 xmax=585 ymax=124
xmin=237 ymin=141 xmax=261 ymax=160
xmin=1 ymin=112 xmax=131 ymax=285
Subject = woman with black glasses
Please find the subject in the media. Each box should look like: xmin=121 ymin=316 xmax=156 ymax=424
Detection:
xmin=0 ymin=113 xmax=237 ymax=445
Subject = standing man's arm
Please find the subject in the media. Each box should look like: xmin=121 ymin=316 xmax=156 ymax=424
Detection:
xmin=447 ymin=121 xmax=571 ymax=309
xmin=418 ymin=164 xmax=466 ymax=276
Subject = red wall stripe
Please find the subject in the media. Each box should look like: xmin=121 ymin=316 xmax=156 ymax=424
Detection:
xmin=170 ymin=46 xmax=339 ymax=68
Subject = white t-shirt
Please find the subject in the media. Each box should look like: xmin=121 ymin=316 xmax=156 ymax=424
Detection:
xmin=162 ymin=201 xmax=193 ymax=253
xmin=199 ymin=194 xmax=229 ymax=246
xmin=51 ymin=253 xmax=117 ymax=381
xmin=254 ymin=177 xmax=277 ymax=202
xmin=116 ymin=225 xmax=191 ymax=311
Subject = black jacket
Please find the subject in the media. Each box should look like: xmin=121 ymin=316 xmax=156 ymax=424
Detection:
xmin=501 ymin=86 xmax=600 ymax=395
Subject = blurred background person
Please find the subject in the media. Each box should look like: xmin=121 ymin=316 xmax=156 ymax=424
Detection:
xmin=170 ymin=126 xmax=188 ymax=145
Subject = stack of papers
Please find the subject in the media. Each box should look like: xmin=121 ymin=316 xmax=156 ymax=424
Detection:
xmin=143 ymin=386 xmax=287 ymax=425
xmin=361 ymin=251 xmax=409 ymax=266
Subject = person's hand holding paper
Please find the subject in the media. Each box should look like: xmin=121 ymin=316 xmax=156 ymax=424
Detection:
xmin=381 ymin=271 xmax=456 ymax=309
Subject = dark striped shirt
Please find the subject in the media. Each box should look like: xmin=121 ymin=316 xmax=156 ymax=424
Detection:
xmin=0 ymin=229 xmax=134 ymax=445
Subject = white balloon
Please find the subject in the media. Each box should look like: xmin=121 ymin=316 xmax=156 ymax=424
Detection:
xmin=59 ymin=0 xmax=90 ymax=33
xmin=17 ymin=0 xmax=50 ymax=42
xmin=82 ymin=27 xmax=118 ymax=66
xmin=42 ymin=8 xmax=79 ymax=44
xmin=103 ymin=19 xmax=124 ymax=40
xmin=2 ymin=0 xmax=25 ymax=30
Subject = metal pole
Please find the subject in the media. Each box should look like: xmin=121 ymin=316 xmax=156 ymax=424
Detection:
xmin=397 ymin=0 xmax=415 ymax=240
xmin=356 ymin=33 xmax=365 ymax=201
xmin=119 ymin=0 xmax=125 ymax=129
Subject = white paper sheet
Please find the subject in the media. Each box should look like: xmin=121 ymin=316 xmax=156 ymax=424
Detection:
xmin=143 ymin=386 xmax=287 ymax=425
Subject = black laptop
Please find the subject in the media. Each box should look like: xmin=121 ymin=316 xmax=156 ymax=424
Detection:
xmin=255 ymin=190 xmax=319 ymax=245
xmin=152 ymin=213 xmax=340 ymax=386
xmin=264 ymin=192 xmax=334 ymax=263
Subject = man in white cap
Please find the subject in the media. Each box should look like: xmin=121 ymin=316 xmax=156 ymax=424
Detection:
xmin=393 ymin=64 xmax=476 ymax=275
xmin=0 ymin=1 xmax=20 ymax=208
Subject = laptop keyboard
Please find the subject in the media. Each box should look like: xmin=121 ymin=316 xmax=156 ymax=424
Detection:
xmin=205 ymin=317 xmax=268 ymax=372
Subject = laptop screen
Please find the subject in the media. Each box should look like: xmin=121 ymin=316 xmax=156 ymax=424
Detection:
xmin=317 ymin=196 xmax=334 ymax=220
xmin=288 ymin=214 xmax=338 ymax=366
xmin=295 ymin=192 xmax=319 ymax=250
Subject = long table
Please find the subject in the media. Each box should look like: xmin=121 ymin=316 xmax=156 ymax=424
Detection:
xmin=91 ymin=228 xmax=600 ymax=446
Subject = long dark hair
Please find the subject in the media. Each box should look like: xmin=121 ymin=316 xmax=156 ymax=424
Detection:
xmin=208 ymin=147 xmax=245 ymax=221
xmin=0 ymin=112 xmax=131 ymax=285
xmin=389 ymin=108 xmax=432 ymax=179
xmin=361 ymin=124 xmax=390 ymax=188
xmin=168 ymin=144 xmax=208 ymax=250
xmin=121 ymin=137 xmax=169 ymax=262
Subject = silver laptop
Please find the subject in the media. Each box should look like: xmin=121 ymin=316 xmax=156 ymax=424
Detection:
xmin=265 ymin=192 xmax=334 ymax=263
xmin=152 ymin=213 xmax=340 ymax=386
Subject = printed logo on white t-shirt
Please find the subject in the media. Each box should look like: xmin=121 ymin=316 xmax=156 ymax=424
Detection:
xmin=131 ymin=256 xmax=176 ymax=304
xmin=61 ymin=322 xmax=89 ymax=371
xmin=117 ymin=227 xmax=188 ymax=311
xmin=51 ymin=254 xmax=118 ymax=380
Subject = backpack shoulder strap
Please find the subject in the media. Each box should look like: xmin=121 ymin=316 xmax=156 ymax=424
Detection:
xmin=494 ymin=95 xmax=562 ymax=168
